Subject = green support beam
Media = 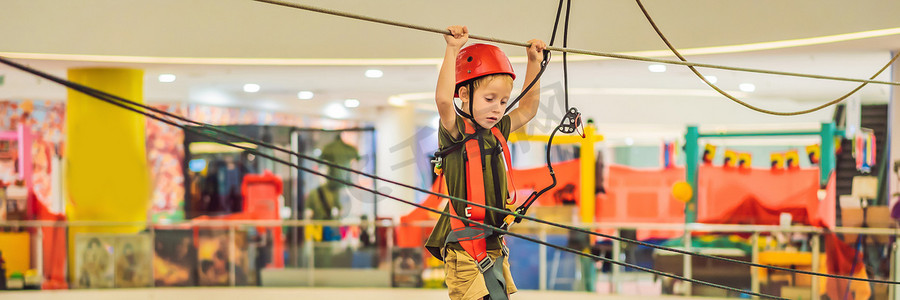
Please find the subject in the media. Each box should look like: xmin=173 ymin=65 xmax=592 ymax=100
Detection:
xmin=685 ymin=126 xmax=699 ymax=224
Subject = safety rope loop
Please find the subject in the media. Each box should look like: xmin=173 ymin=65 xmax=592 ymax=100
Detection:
xmin=503 ymin=50 xmax=551 ymax=114
xmin=540 ymin=49 xmax=551 ymax=68
xmin=510 ymin=113 xmax=568 ymax=223
xmin=511 ymin=107 xmax=582 ymax=223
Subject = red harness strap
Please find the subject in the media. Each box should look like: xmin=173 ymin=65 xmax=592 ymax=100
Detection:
xmin=447 ymin=120 xmax=517 ymax=264
xmin=492 ymin=128 xmax=517 ymax=206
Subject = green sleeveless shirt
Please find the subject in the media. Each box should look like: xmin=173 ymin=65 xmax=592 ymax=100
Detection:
xmin=424 ymin=114 xmax=512 ymax=260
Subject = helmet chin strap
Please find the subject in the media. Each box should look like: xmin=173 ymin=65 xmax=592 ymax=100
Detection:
xmin=467 ymin=81 xmax=479 ymax=128
xmin=454 ymin=81 xmax=482 ymax=129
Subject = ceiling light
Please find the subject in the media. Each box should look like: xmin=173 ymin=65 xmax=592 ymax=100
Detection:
xmin=344 ymin=98 xmax=360 ymax=108
xmin=739 ymin=83 xmax=756 ymax=92
xmin=158 ymin=74 xmax=176 ymax=83
xmin=297 ymin=91 xmax=314 ymax=100
xmin=624 ymin=137 xmax=634 ymax=146
xmin=259 ymin=101 xmax=280 ymax=110
xmin=365 ymin=69 xmax=384 ymax=78
xmin=388 ymin=96 xmax=407 ymax=107
xmin=190 ymin=88 xmax=232 ymax=105
xmin=324 ymin=103 xmax=349 ymax=119
xmin=703 ymin=75 xmax=718 ymax=84
xmin=648 ymin=64 xmax=666 ymax=73
xmin=243 ymin=83 xmax=260 ymax=93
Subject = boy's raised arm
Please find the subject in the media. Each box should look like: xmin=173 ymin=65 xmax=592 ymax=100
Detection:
xmin=508 ymin=39 xmax=547 ymax=133
xmin=436 ymin=25 xmax=468 ymax=139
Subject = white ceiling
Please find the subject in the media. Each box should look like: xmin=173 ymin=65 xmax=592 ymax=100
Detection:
xmin=1 ymin=0 xmax=900 ymax=143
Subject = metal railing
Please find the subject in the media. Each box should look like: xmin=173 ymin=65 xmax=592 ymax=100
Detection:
xmin=1 ymin=219 xmax=897 ymax=298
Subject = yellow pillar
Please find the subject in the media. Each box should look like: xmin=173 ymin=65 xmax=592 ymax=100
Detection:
xmin=580 ymin=125 xmax=596 ymax=224
xmin=65 ymin=68 xmax=150 ymax=278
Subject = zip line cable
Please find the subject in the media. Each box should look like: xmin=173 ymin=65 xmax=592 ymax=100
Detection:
xmin=0 ymin=55 xmax=894 ymax=286
xmin=251 ymin=0 xmax=900 ymax=91
xmin=634 ymin=0 xmax=900 ymax=116
xmin=0 ymin=61 xmax=787 ymax=299
xmin=252 ymin=0 xmax=900 ymax=117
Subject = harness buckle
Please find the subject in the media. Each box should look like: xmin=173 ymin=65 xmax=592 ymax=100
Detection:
xmin=477 ymin=256 xmax=495 ymax=273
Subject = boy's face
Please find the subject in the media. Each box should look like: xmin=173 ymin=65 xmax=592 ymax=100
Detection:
xmin=462 ymin=78 xmax=513 ymax=128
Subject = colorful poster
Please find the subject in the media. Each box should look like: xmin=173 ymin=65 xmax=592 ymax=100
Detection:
xmin=197 ymin=229 xmax=230 ymax=286
xmin=74 ymin=234 xmax=115 ymax=288
xmin=0 ymin=101 xmax=66 ymax=215
xmin=114 ymin=234 xmax=153 ymax=287
xmin=391 ymin=247 xmax=424 ymax=288
xmin=5 ymin=184 xmax=27 ymax=221
xmin=231 ymin=229 xmax=253 ymax=286
xmin=0 ymin=188 xmax=6 ymax=221
xmin=153 ymin=229 xmax=197 ymax=286
xmin=146 ymin=104 xmax=187 ymax=222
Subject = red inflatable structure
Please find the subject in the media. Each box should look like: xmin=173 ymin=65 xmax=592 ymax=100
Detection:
xmin=399 ymin=160 xmax=837 ymax=245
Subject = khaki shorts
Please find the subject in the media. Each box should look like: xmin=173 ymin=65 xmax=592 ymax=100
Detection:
xmin=443 ymin=247 xmax=517 ymax=300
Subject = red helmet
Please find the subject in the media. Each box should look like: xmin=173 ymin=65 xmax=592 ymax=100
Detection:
xmin=454 ymin=44 xmax=515 ymax=97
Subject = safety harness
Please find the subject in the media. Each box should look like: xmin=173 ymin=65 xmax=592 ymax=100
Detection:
xmin=432 ymin=117 xmax=517 ymax=299
xmin=431 ymin=26 xmax=557 ymax=299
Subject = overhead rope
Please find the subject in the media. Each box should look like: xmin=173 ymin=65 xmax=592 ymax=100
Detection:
xmin=0 ymin=57 xmax=786 ymax=300
xmin=1 ymin=55 xmax=894 ymax=286
xmin=634 ymin=0 xmax=900 ymax=116
xmin=561 ymin=0 xmax=571 ymax=111
xmin=252 ymin=0 xmax=900 ymax=89
xmin=546 ymin=0 xmax=569 ymax=110
xmin=504 ymin=0 xmax=582 ymax=228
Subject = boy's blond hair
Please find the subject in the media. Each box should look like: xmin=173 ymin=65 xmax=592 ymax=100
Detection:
xmin=460 ymin=74 xmax=514 ymax=100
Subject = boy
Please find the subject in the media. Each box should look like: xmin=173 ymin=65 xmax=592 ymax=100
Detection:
xmin=425 ymin=25 xmax=546 ymax=300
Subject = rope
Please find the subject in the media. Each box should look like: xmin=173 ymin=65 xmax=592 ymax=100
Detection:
xmin=562 ymin=0 xmax=571 ymax=111
xmin=634 ymin=0 xmax=900 ymax=116
xmin=548 ymin=0 xmax=565 ymax=46
xmin=252 ymin=0 xmax=900 ymax=88
xmin=11 ymin=62 xmax=780 ymax=299
xmin=1 ymin=54 xmax=897 ymax=286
